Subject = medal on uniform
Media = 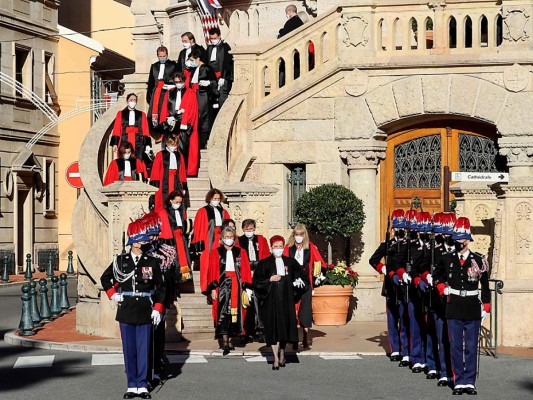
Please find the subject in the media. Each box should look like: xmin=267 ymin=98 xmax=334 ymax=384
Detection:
xmin=142 ymin=266 xmax=153 ymax=281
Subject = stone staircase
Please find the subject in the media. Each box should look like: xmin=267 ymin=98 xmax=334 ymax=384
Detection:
xmin=185 ymin=149 xmax=210 ymax=220
xmin=179 ymin=271 xmax=215 ymax=340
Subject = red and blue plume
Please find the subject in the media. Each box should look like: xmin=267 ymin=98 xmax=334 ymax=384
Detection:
xmin=452 ymin=216 xmax=473 ymax=241
xmin=433 ymin=212 xmax=443 ymax=233
xmin=405 ymin=209 xmax=417 ymax=229
xmin=391 ymin=209 xmax=405 ymax=229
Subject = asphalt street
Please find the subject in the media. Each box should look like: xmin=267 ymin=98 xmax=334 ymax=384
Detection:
xmin=1 ymin=284 xmax=532 ymax=400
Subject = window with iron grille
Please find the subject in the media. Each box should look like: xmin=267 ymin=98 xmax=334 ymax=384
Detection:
xmin=394 ymin=134 xmax=441 ymax=188
xmin=287 ymin=164 xmax=306 ymax=227
xmin=0 ymin=250 xmax=16 ymax=275
xmin=459 ymin=134 xmax=500 ymax=172
xmin=37 ymin=249 xmax=59 ymax=273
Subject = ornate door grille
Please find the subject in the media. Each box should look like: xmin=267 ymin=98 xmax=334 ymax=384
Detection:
xmin=459 ymin=134 xmax=498 ymax=172
xmin=394 ymin=134 xmax=441 ymax=188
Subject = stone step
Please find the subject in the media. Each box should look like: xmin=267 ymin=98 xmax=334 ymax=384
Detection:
xmin=180 ymin=294 xmax=211 ymax=305
xmin=182 ymin=314 xmax=214 ymax=322
xmin=180 ymin=307 xmax=212 ymax=317
xmin=181 ymin=328 xmax=215 ymax=341
xmin=182 ymin=319 xmax=215 ymax=329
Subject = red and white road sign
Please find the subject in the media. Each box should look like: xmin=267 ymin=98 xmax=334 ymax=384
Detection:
xmin=65 ymin=161 xmax=83 ymax=188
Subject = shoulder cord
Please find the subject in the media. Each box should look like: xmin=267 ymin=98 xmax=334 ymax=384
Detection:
xmin=113 ymin=255 xmax=135 ymax=283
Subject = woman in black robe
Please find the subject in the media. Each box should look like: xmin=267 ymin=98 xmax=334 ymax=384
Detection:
xmin=253 ymin=235 xmax=307 ymax=370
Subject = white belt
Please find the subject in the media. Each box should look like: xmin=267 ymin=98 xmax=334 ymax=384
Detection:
xmin=449 ymin=288 xmax=478 ymax=297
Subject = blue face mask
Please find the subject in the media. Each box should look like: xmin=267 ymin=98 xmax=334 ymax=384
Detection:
xmin=189 ymin=61 xmax=198 ymax=68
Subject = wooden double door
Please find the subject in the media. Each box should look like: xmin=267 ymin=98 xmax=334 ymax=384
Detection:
xmin=380 ymin=125 xmax=504 ymax=233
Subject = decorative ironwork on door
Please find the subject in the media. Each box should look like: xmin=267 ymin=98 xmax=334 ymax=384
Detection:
xmin=459 ymin=134 xmax=498 ymax=172
xmin=287 ymin=165 xmax=306 ymax=227
xmin=394 ymin=134 xmax=441 ymax=188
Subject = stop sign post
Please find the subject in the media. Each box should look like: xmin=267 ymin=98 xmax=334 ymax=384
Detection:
xmin=65 ymin=162 xmax=83 ymax=189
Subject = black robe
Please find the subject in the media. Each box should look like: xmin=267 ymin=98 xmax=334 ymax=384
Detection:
xmin=146 ymin=60 xmax=177 ymax=104
xmin=253 ymin=255 xmax=302 ymax=346
xmin=176 ymin=44 xmax=207 ymax=72
xmin=189 ymin=64 xmax=218 ymax=137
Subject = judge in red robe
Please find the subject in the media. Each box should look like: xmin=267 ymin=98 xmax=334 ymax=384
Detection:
xmin=158 ymin=190 xmax=192 ymax=283
xmin=284 ymin=223 xmax=325 ymax=350
xmin=147 ymin=46 xmax=177 ymax=130
xmin=150 ymin=135 xmax=188 ymax=212
xmin=110 ymin=94 xmax=152 ymax=160
xmin=207 ymin=226 xmax=252 ymax=351
xmin=165 ymin=71 xmax=200 ymax=176
xmin=192 ymin=189 xmax=231 ymax=294
xmin=103 ymin=141 xmax=147 ymax=186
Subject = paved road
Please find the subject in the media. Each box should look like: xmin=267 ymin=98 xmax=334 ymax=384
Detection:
xmin=1 ymin=284 xmax=532 ymax=400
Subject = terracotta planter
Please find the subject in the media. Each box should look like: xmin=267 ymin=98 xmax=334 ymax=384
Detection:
xmin=312 ymin=285 xmax=354 ymax=326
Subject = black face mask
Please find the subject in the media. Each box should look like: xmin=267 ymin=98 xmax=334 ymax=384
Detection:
xmin=435 ymin=235 xmax=444 ymax=245
xmin=409 ymin=231 xmax=418 ymax=240
xmin=394 ymin=229 xmax=405 ymax=239
xmin=445 ymin=236 xmax=455 ymax=247
xmin=140 ymin=243 xmax=153 ymax=253
xmin=420 ymin=233 xmax=430 ymax=242
xmin=454 ymin=241 xmax=466 ymax=252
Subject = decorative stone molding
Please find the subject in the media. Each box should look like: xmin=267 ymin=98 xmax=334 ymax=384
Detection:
xmin=503 ymin=64 xmax=530 ymax=93
xmin=339 ymin=137 xmax=387 ymax=170
xmin=499 ymin=137 xmax=533 ymax=167
xmin=503 ymin=8 xmax=531 ymax=42
xmin=342 ymin=15 xmax=369 ymax=48
xmin=345 ymin=69 xmax=369 ymax=97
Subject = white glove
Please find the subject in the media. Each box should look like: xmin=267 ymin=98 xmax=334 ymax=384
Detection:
xmin=381 ymin=265 xmax=387 ymax=275
xmin=110 ymin=293 xmax=123 ymax=303
xmin=144 ymin=145 xmax=151 ymax=154
xmin=293 ymin=278 xmax=305 ymax=289
xmin=245 ymin=288 xmax=253 ymax=302
xmin=177 ymin=109 xmax=185 ymax=115
xmin=314 ymin=273 xmax=325 ymax=286
xmin=151 ymin=310 xmax=161 ymax=326
xmin=218 ymin=78 xmax=225 ymax=87
xmin=166 ymin=116 xmax=176 ymax=125
xmin=443 ymin=286 xmax=450 ymax=296
xmin=481 ymin=310 xmax=487 ymax=325
xmin=163 ymin=84 xmax=174 ymax=90
xmin=199 ymin=80 xmax=210 ymax=87
xmin=426 ymin=274 xmax=433 ymax=287
xmin=402 ymin=272 xmax=412 ymax=284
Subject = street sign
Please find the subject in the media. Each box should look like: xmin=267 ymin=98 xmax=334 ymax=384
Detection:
xmin=451 ymin=171 xmax=509 ymax=182
xmin=65 ymin=161 xmax=83 ymax=188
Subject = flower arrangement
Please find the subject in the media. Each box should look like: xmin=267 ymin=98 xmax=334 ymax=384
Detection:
xmin=316 ymin=261 xmax=359 ymax=289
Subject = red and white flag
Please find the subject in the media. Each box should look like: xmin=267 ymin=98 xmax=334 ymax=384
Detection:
xmin=196 ymin=0 xmax=221 ymax=44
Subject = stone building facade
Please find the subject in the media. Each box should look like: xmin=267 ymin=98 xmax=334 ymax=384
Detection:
xmin=0 ymin=0 xmax=61 ymax=273
xmin=73 ymin=0 xmax=533 ymax=347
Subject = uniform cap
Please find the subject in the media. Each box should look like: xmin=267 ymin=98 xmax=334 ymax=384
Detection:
xmin=391 ymin=209 xmax=406 ymax=229
xmin=452 ymin=216 xmax=474 ymax=241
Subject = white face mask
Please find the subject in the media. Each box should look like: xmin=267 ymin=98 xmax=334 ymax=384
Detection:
xmin=272 ymin=248 xmax=284 ymax=258
xmin=223 ymin=238 xmax=234 ymax=247
xmin=185 ymin=60 xmax=193 ymax=68
xmin=295 ymin=235 xmax=304 ymax=244
xmin=159 ymin=56 xmax=168 ymax=64
xmin=176 ymin=83 xmax=184 ymax=89
xmin=189 ymin=61 xmax=198 ymax=68
xmin=211 ymin=38 xmax=221 ymax=46
xmin=171 ymin=203 xmax=181 ymax=209
xmin=123 ymin=153 xmax=131 ymax=160
xmin=167 ymin=146 xmax=177 ymax=152
xmin=182 ymin=42 xmax=191 ymax=49
xmin=244 ymin=231 xmax=254 ymax=239
xmin=211 ymin=200 xmax=220 ymax=207
xmin=128 ymin=101 xmax=136 ymax=109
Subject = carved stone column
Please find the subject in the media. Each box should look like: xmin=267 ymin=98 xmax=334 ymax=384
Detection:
xmin=339 ymin=139 xmax=386 ymax=322
xmin=99 ymin=181 xmax=158 ymax=339
xmin=490 ymin=143 xmax=533 ymax=347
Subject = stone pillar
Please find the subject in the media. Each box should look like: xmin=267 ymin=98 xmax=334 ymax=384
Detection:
xmin=339 ymin=139 xmax=386 ymax=322
xmin=223 ymin=183 xmax=278 ymax=237
xmin=490 ymin=142 xmax=533 ymax=347
xmin=98 ymin=181 xmax=158 ymax=339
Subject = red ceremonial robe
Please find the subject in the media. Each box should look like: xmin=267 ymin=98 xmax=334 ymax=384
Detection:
xmin=237 ymin=234 xmax=270 ymax=262
xmin=110 ymin=108 xmax=151 ymax=159
xmin=103 ymin=158 xmax=147 ymax=186
xmin=207 ymin=246 xmax=252 ymax=336
xmin=150 ymin=150 xmax=188 ymax=211
xmin=192 ymin=205 xmax=230 ymax=293
xmin=158 ymin=206 xmax=191 ymax=274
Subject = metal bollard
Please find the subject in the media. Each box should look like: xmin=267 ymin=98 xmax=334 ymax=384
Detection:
xmin=39 ymin=278 xmax=52 ymax=323
xmin=46 ymin=252 xmax=54 ymax=278
xmin=29 ymin=280 xmax=42 ymax=327
xmin=49 ymin=276 xmax=61 ymax=318
xmin=2 ymin=255 xmax=9 ymax=283
xmin=24 ymin=253 xmax=32 ymax=280
xmin=18 ymin=284 xmax=35 ymax=336
xmin=66 ymin=250 xmax=75 ymax=275
xmin=59 ymin=273 xmax=71 ymax=312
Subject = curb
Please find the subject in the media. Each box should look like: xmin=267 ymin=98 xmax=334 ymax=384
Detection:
xmin=0 ymin=275 xmax=77 ymax=289
xmin=3 ymin=330 xmax=387 ymax=356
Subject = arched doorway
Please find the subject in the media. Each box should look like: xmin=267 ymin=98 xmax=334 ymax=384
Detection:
xmin=380 ymin=120 xmax=507 ymax=233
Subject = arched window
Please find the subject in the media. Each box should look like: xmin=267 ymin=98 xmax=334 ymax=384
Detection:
xmin=263 ymin=66 xmax=270 ymax=97
xmin=480 ymin=15 xmax=488 ymax=47
xmin=321 ymin=32 xmax=329 ymax=63
xmin=465 ymin=16 xmax=473 ymax=48
xmin=496 ymin=14 xmax=503 ymax=46
xmin=308 ymin=41 xmax=315 ymax=71
xmin=293 ymin=50 xmax=300 ymax=80
xmin=379 ymin=19 xmax=387 ymax=50
xmin=449 ymin=16 xmax=457 ymax=48
xmin=409 ymin=18 xmax=418 ymax=49
xmin=425 ymin=17 xmax=434 ymax=49
xmin=393 ymin=18 xmax=402 ymax=50
xmin=278 ymin=58 xmax=285 ymax=88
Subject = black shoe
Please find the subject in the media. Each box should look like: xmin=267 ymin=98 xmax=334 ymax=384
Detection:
xmin=412 ymin=366 xmax=424 ymax=373
xmin=464 ymin=387 xmax=477 ymax=395
xmin=437 ymin=379 xmax=448 ymax=387
xmin=452 ymin=387 xmax=464 ymax=395
xmin=272 ymin=365 xmax=279 ymax=371
xmin=426 ymin=372 xmax=437 ymax=379
xmin=399 ymin=360 xmax=410 ymax=367
xmin=240 ymin=336 xmax=250 ymax=345
xmin=390 ymin=355 xmax=401 ymax=362
xmin=254 ymin=333 xmax=265 ymax=343
xmin=123 ymin=392 xmax=137 ymax=399
xmin=279 ymin=361 xmax=286 ymax=367
xmin=139 ymin=393 xmax=151 ymax=399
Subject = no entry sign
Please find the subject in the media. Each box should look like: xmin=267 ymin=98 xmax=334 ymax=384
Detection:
xmin=65 ymin=161 xmax=83 ymax=188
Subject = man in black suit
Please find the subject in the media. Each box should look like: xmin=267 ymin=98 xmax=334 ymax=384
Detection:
xmin=176 ymin=32 xmax=206 ymax=72
xmin=278 ymin=4 xmax=304 ymax=38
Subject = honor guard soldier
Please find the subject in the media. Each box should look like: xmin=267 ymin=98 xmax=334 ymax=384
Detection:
xmin=434 ymin=217 xmax=490 ymax=396
xmin=369 ymin=209 xmax=409 ymax=364
xmin=100 ymin=218 xmax=166 ymax=399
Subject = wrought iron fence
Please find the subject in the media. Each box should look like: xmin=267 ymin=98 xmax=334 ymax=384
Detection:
xmin=36 ymin=249 xmax=59 ymax=273
xmin=479 ymin=279 xmax=504 ymax=358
